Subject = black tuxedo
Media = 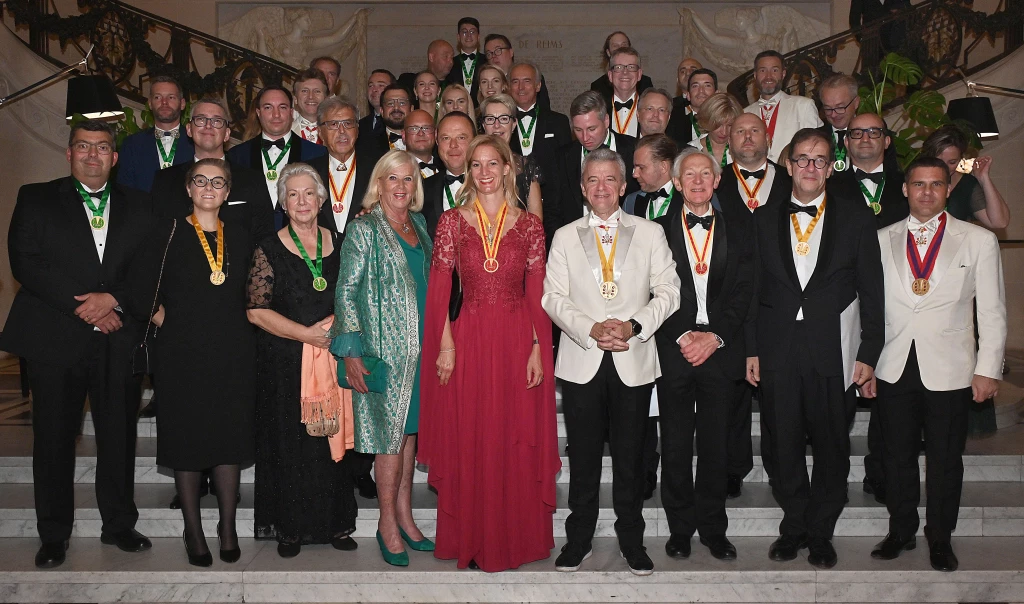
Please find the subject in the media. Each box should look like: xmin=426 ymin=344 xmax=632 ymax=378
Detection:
xmin=551 ymin=133 xmax=639 ymax=234
xmin=751 ymin=190 xmax=884 ymax=539
xmin=358 ymin=112 xmax=384 ymax=143
xmin=653 ymin=207 xmax=754 ymax=538
xmin=665 ymin=97 xmax=695 ymax=148
xmin=307 ymin=151 xmax=374 ymax=238
xmin=150 ymin=160 xmax=275 ymax=242
xmin=446 ymin=52 xmax=484 ymax=99
xmin=510 ymin=107 xmax=572 ymax=240
xmin=421 ymin=171 xmax=462 ymax=238
xmin=818 ymin=122 xmax=900 ymax=174
xmin=0 ymin=176 xmax=155 ymax=544
xmin=716 ymin=160 xmax=792 ymax=217
xmin=359 ymin=127 xmax=405 ymax=162
xmin=590 ymin=74 xmax=654 ymax=116
xmin=829 ymin=163 xmax=909 ymax=229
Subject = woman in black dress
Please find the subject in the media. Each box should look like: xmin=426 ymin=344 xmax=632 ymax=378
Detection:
xmin=128 ymin=158 xmax=254 ymax=567
xmin=247 ymin=163 xmax=358 ymax=557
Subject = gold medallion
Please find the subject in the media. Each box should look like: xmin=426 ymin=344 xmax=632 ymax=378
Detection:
xmin=834 ymin=159 xmax=847 ymax=171
xmin=313 ymin=276 xmax=328 ymax=292
xmin=90 ymin=216 xmax=105 ymax=230
xmin=870 ymin=202 xmax=882 ymax=215
xmin=266 ymin=169 xmax=278 ymax=181
xmin=600 ymin=281 xmax=618 ymax=300
xmin=795 ymin=241 xmax=811 ymax=256
xmin=522 ymin=137 xmax=531 ymax=147
xmin=210 ymin=270 xmax=226 ymax=286
xmin=911 ymin=278 xmax=929 ymax=296
xmin=483 ymin=258 xmax=499 ymax=273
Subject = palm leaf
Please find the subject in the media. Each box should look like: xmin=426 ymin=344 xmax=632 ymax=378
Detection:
xmin=879 ymin=53 xmax=923 ymax=86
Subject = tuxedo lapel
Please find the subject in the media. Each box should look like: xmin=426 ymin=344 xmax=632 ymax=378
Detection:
xmin=101 ymin=187 xmax=126 ymax=266
xmin=806 ymin=194 xmax=837 ymax=291
xmin=708 ymin=212 xmax=728 ymax=300
xmin=667 ymin=209 xmax=696 ymax=304
xmin=927 ymin=215 xmax=966 ymax=292
xmin=613 ymin=217 xmax=635 ymax=282
xmin=288 ymin=138 xmax=303 ymax=163
xmin=59 ymin=179 xmax=102 ymax=273
xmin=890 ymin=224 xmax=916 ymax=302
xmin=576 ymin=223 xmax=603 ymax=283
xmin=249 ymin=140 xmax=262 ymax=172
xmin=775 ymin=204 xmax=800 ymax=289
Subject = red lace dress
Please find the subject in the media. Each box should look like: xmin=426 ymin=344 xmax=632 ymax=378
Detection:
xmin=419 ymin=209 xmax=560 ymax=572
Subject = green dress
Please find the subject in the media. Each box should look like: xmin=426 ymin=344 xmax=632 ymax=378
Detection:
xmin=397 ymin=236 xmax=428 ymax=434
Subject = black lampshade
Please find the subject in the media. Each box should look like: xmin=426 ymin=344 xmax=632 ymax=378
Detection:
xmin=65 ymin=75 xmax=123 ymax=120
xmin=946 ymin=96 xmax=999 ymax=138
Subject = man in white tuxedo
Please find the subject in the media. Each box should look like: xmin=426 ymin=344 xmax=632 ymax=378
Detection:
xmin=543 ymin=148 xmax=680 ymax=576
xmin=869 ymin=157 xmax=1005 ymax=572
xmin=743 ymin=50 xmax=822 ymax=162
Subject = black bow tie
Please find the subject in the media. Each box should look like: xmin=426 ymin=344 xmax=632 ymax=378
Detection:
xmin=419 ymin=161 xmax=431 ymax=170
xmin=788 ymin=202 xmax=819 ymax=216
xmin=463 ymin=52 xmax=476 ymax=61
xmin=517 ymin=108 xmax=536 ymax=121
xmin=645 ymin=188 xmax=669 ymax=201
xmin=445 ymin=173 xmax=465 ymax=186
xmin=262 ymin=138 xmax=286 ymax=150
xmin=86 ymin=189 xmax=105 ymax=199
xmin=856 ymin=169 xmax=885 ymax=184
xmin=613 ymin=99 xmax=634 ymax=111
xmin=388 ymin=132 xmax=402 ymax=143
xmin=740 ymin=168 xmax=766 ymax=180
xmin=685 ymin=212 xmax=714 ymax=230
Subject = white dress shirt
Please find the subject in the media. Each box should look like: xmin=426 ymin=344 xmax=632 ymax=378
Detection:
xmin=612 ymin=93 xmax=639 ymax=137
xmin=292 ymin=110 xmax=319 ymax=143
xmin=855 ymin=162 xmax=885 ymax=208
xmin=261 ymin=132 xmax=292 ymax=207
xmin=789 ymin=192 xmax=827 ymax=320
xmin=443 ymin=171 xmax=464 ymax=211
xmin=908 ymin=211 xmax=945 ymax=257
xmin=80 ymin=183 xmax=111 ymax=262
xmin=644 ymin=182 xmax=676 ymax=220
xmin=736 ymin=161 xmax=776 ymax=212
xmin=328 ymin=154 xmax=356 ymax=233
xmin=681 ymin=207 xmax=715 ymax=325
xmin=517 ymin=103 xmax=537 ymax=157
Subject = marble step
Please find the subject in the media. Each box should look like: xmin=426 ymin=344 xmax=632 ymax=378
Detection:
xmin=1 ymin=535 xmax=1023 ymax=603
xmin=1 ymin=434 xmax=1021 ymax=485
xmin=1 ymin=482 xmax=1022 ymax=540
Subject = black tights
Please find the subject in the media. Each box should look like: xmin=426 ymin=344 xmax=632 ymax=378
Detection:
xmin=175 ymin=464 xmax=240 ymax=554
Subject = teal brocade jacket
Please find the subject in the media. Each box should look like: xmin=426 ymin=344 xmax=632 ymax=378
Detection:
xmin=330 ymin=204 xmax=432 ymax=455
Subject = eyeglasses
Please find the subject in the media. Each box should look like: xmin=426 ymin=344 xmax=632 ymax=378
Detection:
xmin=848 ymin=127 xmax=885 ymax=139
xmin=405 ymin=125 xmax=435 ymax=135
xmin=71 ymin=141 xmax=113 ymax=155
xmin=822 ymin=96 xmax=857 ymax=115
xmin=190 ymin=116 xmax=228 ymax=129
xmin=383 ymin=99 xmax=410 ymax=108
xmin=191 ymin=175 xmax=228 ymax=189
xmin=321 ymin=119 xmax=358 ymax=131
xmin=789 ymin=156 xmax=830 ymax=169
xmin=609 ymin=64 xmax=641 ymax=73
xmin=481 ymin=114 xmax=514 ymax=125
xmin=485 ymin=47 xmax=510 ymax=60
xmin=459 ymin=28 xmax=478 ymax=36
xmin=640 ymin=105 xmax=670 ymax=115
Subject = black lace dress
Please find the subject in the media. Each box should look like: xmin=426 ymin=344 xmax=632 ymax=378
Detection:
xmin=248 ymin=232 xmax=357 ymax=544
xmin=515 ymin=154 xmax=543 ymax=210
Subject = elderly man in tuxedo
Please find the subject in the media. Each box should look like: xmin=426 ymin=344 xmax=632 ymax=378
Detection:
xmin=869 ymin=157 xmax=1005 ymax=572
xmin=654 ymin=148 xmax=754 ymax=562
xmin=1 ymin=120 xmax=155 ymax=568
xmin=543 ymin=148 xmax=680 ymax=576
xmin=743 ymin=51 xmax=822 ymax=162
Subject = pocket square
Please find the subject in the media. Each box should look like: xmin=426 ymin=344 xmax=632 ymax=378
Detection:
xmin=227 ymin=200 xmax=248 ymax=205
xmin=545 ymin=133 xmax=555 ymax=138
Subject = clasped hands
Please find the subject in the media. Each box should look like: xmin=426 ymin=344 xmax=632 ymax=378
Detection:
xmin=74 ymin=292 xmax=120 ymax=333
xmin=590 ymin=319 xmax=632 ymax=352
xmin=677 ymin=331 xmax=719 ymax=367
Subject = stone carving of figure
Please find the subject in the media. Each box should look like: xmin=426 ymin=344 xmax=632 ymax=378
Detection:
xmin=679 ymin=6 xmax=829 ymax=74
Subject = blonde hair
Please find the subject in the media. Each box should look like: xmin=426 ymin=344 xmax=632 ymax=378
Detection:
xmin=455 ymin=135 xmax=520 ymax=210
xmin=475 ymin=65 xmax=508 ymax=105
xmin=697 ymin=92 xmax=743 ymax=134
xmin=360 ymin=149 xmax=425 ymax=212
xmin=439 ymin=84 xmax=476 ymax=120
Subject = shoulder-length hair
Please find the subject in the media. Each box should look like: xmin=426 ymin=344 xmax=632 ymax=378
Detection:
xmin=439 ymin=84 xmax=476 ymax=121
xmin=360 ymin=149 xmax=425 ymax=212
xmin=475 ymin=65 xmax=509 ymax=105
xmin=455 ymin=135 xmax=520 ymax=210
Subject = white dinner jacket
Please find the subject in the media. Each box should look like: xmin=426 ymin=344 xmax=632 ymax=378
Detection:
xmin=542 ymin=211 xmax=681 ymax=387
xmin=875 ymin=213 xmax=1006 ymax=391
xmin=744 ymin=91 xmax=823 ymax=163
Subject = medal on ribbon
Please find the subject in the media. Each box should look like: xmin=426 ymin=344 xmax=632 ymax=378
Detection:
xmin=705 ymin=136 xmax=729 ymax=170
xmin=262 ymin=137 xmax=293 ymax=182
xmin=517 ymin=108 xmax=538 ymax=148
xmin=157 ymin=136 xmax=178 ymax=169
xmin=190 ymin=214 xmax=225 ymax=285
xmin=613 ymin=98 xmax=637 ymax=136
xmin=474 ymin=200 xmax=508 ymax=273
xmin=74 ymin=180 xmax=110 ymax=230
xmin=329 ymin=156 xmax=356 ymax=216
xmin=594 ymin=226 xmax=619 ymax=299
xmin=858 ymin=174 xmax=885 ymax=216
xmin=791 ymin=197 xmax=826 ymax=257
xmin=760 ymin=101 xmax=780 ymax=140
xmin=906 ymin=213 xmax=947 ymax=296
xmin=683 ymin=210 xmax=715 ymax=275
xmin=289 ymin=225 xmax=328 ymax=291
xmin=734 ymin=163 xmax=767 ymax=211
xmin=646 ymin=187 xmax=675 ymax=221
xmin=833 ymin=134 xmax=847 ymax=171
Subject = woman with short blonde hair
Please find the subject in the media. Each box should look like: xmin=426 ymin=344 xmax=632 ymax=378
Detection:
xmin=691 ymin=92 xmax=742 ymax=169
xmin=438 ymin=84 xmax=476 ymax=122
xmin=477 ymin=96 xmax=545 ymax=219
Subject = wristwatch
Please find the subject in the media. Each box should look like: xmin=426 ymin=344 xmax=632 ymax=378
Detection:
xmin=628 ymin=318 xmax=642 ymax=339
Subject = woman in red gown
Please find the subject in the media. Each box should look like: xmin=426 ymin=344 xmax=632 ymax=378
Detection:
xmin=419 ymin=135 xmax=560 ymax=572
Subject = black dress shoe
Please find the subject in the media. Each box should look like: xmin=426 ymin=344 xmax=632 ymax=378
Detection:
xmin=665 ymin=534 xmax=691 ymax=559
xmin=862 ymin=477 xmax=887 ymax=504
xmin=620 ymin=545 xmax=654 ymax=576
xmin=277 ymin=541 xmax=301 ymax=558
xmin=768 ymin=534 xmax=808 ymax=561
xmin=355 ymin=473 xmax=378 ymax=499
xmin=929 ymin=540 xmax=958 ymax=572
xmin=34 ymin=540 xmax=69 ymax=568
xmin=700 ymin=535 xmax=737 ymax=560
xmin=468 ymin=559 xmax=480 ymax=570
xmin=331 ymin=536 xmax=358 ymax=551
xmin=643 ymin=471 xmax=657 ymax=501
xmin=100 ymin=528 xmax=152 ymax=552
xmin=807 ymin=537 xmax=838 ymax=569
xmin=183 ymin=533 xmax=212 ymax=567
xmin=726 ymin=474 xmax=742 ymax=499
xmin=871 ymin=532 xmax=916 ymax=560
xmin=217 ymin=522 xmax=241 ymax=563
xmin=554 ymin=542 xmax=592 ymax=571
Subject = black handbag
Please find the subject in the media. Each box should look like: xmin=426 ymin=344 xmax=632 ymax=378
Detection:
xmin=131 ymin=220 xmax=176 ymax=376
xmin=448 ymin=217 xmax=463 ymax=321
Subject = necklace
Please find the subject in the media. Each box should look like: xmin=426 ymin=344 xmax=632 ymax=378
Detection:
xmin=384 ymin=211 xmax=411 ymax=233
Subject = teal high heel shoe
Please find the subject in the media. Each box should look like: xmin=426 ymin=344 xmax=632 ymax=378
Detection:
xmin=376 ymin=531 xmax=409 ymax=567
xmin=399 ymin=527 xmax=435 ymax=552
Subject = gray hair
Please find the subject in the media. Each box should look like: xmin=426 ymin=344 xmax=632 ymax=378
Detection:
xmin=819 ymin=73 xmax=859 ymax=99
xmin=192 ymin=96 xmax=230 ymax=118
xmin=581 ymin=147 xmax=626 ymax=183
xmin=570 ymin=90 xmax=608 ymax=120
xmin=317 ymin=96 xmax=360 ymax=124
xmin=674 ymin=146 xmax=721 ymax=178
xmin=639 ymin=87 xmax=673 ymax=107
xmin=276 ymin=162 xmax=329 ymax=209
xmin=510 ymin=61 xmax=543 ymax=83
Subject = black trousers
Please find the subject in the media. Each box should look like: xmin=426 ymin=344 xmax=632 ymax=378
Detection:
xmin=657 ymin=353 xmax=738 ymax=538
xmin=642 ymin=415 xmax=660 ymax=479
xmin=877 ymin=345 xmax=971 ymax=542
xmin=861 ymin=389 xmax=887 ymax=486
xmin=759 ymin=327 xmax=855 ymax=539
xmin=728 ymin=382 xmax=756 ymax=480
xmin=28 ymin=333 xmax=141 ymax=543
xmin=561 ymin=352 xmax=651 ymax=550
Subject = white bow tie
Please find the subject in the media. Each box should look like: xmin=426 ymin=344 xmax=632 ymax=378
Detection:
xmin=589 ymin=214 xmax=618 ymax=229
xmin=909 ymin=216 xmax=940 ymax=234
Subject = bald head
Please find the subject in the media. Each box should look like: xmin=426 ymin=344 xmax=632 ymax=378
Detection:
xmin=848 ymin=112 xmax=889 ymax=169
xmin=427 ymin=39 xmax=455 ymax=79
xmin=677 ymin=57 xmax=703 ymax=93
xmin=403 ymin=109 xmax=437 ymax=159
xmin=730 ymin=112 xmax=771 ymax=168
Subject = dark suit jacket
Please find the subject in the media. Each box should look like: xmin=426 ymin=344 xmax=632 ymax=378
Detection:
xmin=665 ymin=96 xmax=695 ymax=148
xmin=358 ymin=112 xmax=383 ymax=143
xmin=509 ymin=108 xmax=571 ymax=235
xmin=623 ymin=186 xmax=685 ymax=219
xmin=551 ymin=132 xmax=640 ymax=235
xmin=420 ymin=171 xmax=455 ymax=239
xmin=654 ymin=206 xmax=755 ymax=379
xmin=115 ymin=125 xmax=194 ymax=193
xmin=150 ymin=160 xmax=276 ymax=242
xmin=716 ymin=160 xmax=792 ymax=217
xmin=590 ymin=74 xmax=654 ymax=115
xmin=0 ymin=177 xmax=155 ymax=366
xmin=750 ymin=190 xmax=884 ymax=377
xmin=829 ymin=164 xmax=909 ymax=229
xmin=445 ymin=52 xmax=484 ymax=100
xmin=226 ymin=134 xmax=326 ymax=228
xmin=307 ymin=151 xmax=375 ymax=238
